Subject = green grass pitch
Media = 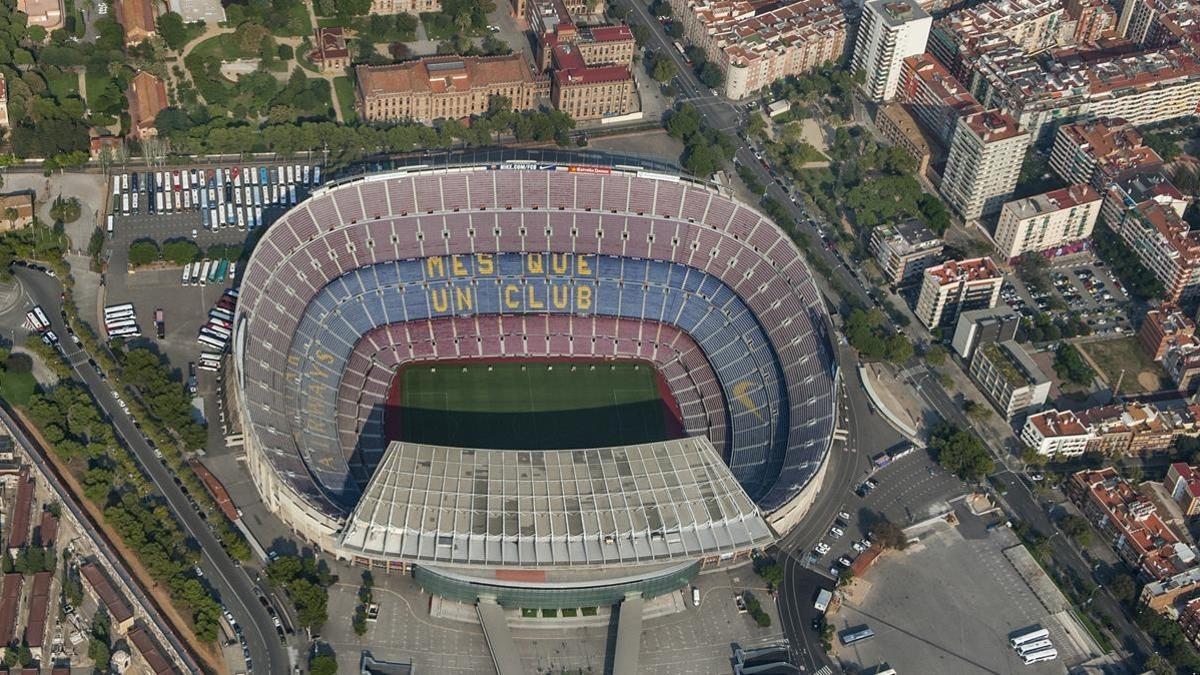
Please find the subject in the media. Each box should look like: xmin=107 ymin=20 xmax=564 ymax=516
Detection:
xmin=392 ymin=360 xmax=678 ymax=449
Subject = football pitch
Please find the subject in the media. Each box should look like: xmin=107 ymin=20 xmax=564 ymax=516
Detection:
xmin=390 ymin=360 xmax=681 ymax=449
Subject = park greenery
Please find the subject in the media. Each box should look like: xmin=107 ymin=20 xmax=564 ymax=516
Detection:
xmin=0 ymin=347 xmax=36 ymax=406
xmin=128 ymin=239 xmax=161 ymax=268
xmin=1052 ymin=344 xmax=1095 ymax=387
xmin=48 ymin=196 xmax=81 ymax=224
xmin=421 ymin=0 xmax=494 ymax=39
xmin=117 ymin=347 xmax=208 ymax=449
xmin=24 ymin=382 xmax=223 ymax=643
xmin=930 ymin=422 xmax=994 ymax=481
xmin=0 ymin=221 xmax=69 ymax=280
xmin=267 ymin=554 xmax=335 ymax=630
xmin=740 ymin=590 xmax=771 ymax=627
xmin=844 ymin=308 xmax=912 ymax=364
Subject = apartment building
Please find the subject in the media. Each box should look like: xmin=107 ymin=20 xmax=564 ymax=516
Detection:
xmin=875 ymin=104 xmax=935 ymax=176
xmin=355 ymin=56 xmax=549 ymax=123
xmin=916 ymin=256 xmax=1003 ymax=328
xmin=992 ymin=184 xmax=1103 ymax=261
xmin=951 ymin=306 xmax=1019 ymax=360
xmin=968 ymin=340 xmax=1050 ymax=419
xmin=1111 ymin=200 xmax=1200 ymax=303
xmin=666 ymin=0 xmax=847 ymax=99
xmin=1021 ymin=410 xmax=1091 ymax=457
xmin=1102 ymin=170 xmax=1188 ymax=229
xmin=1163 ymin=341 xmax=1200 ymax=393
xmin=899 ymin=54 xmax=983 ymax=147
xmin=1049 ymin=118 xmax=1164 ymax=191
xmin=851 ymin=0 xmax=932 ymax=102
xmin=1068 ymin=467 xmax=1200 ymax=581
xmin=927 ymin=0 xmax=1066 ymax=77
xmin=940 ymin=110 xmax=1029 ymax=221
xmin=1167 ymin=462 xmax=1200 ymax=517
xmin=1064 ymin=0 xmax=1117 ymax=45
xmin=530 ymin=0 xmax=635 ymax=71
xmin=1139 ymin=303 xmax=1195 ymax=361
xmin=1078 ymin=402 xmax=1178 ymax=455
xmin=869 ymin=218 xmax=943 ymax=286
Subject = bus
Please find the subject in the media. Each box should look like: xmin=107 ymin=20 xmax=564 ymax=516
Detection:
xmin=208 ymin=260 xmax=222 ymax=283
xmin=839 ymin=626 xmax=874 ymax=646
xmin=205 ymin=324 xmax=232 ymax=339
xmin=106 ymin=319 xmax=139 ymax=333
xmin=105 ymin=304 xmax=135 ymax=318
xmin=112 ymin=175 xmax=121 ymax=196
xmin=1022 ymin=648 xmax=1057 ymax=665
xmin=200 ymin=351 xmax=224 ymax=362
xmin=198 ymin=260 xmax=212 ymax=285
xmin=1016 ymin=640 xmax=1052 ymax=656
xmin=197 ymin=360 xmax=222 ymax=371
xmin=199 ymin=325 xmax=228 ymax=341
xmin=190 ymin=264 xmax=202 ymax=286
xmin=106 ymin=215 xmax=115 ymax=236
xmin=313 ymin=165 xmax=321 ymax=185
xmin=210 ymin=307 xmax=234 ymax=321
xmin=215 ymin=259 xmax=230 ymax=282
xmin=103 ymin=310 xmax=135 ymax=324
xmin=30 ymin=307 xmax=50 ymax=331
xmin=121 ymin=194 xmax=130 ymax=216
xmin=197 ymin=334 xmax=227 ymax=350
xmin=120 ymin=173 xmax=129 ymax=192
xmin=673 ymin=40 xmax=692 ymax=65
xmin=1009 ymin=628 xmax=1049 ymax=649
xmin=108 ymin=326 xmax=142 ymax=338
xmin=182 ymin=263 xmax=192 ymax=286
xmin=288 ymin=184 xmax=297 ymax=204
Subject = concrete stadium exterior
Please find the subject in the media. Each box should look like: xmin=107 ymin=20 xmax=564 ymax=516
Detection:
xmin=231 ymin=155 xmax=838 ymax=606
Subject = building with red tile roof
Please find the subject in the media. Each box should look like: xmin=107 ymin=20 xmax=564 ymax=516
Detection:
xmin=128 ymin=622 xmax=180 ymax=675
xmin=1069 ymin=467 xmax=1200 ymax=581
xmin=1049 ymin=118 xmax=1164 ymax=191
xmin=0 ymin=574 xmax=22 ymax=646
xmin=1139 ymin=304 xmax=1196 ymax=362
xmin=1167 ymin=462 xmax=1200 ymax=517
xmin=125 ymin=71 xmax=168 ymax=141
xmin=355 ymin=55 xmax=549 ymax=123
xmin=1020 ymin=410 xmax=1091 ymax=457
xmin=6 ymin=467 xmax=33 ymax=554
xmin=915 ymin=257 xmax=1003 ymax=328
xmin=115 ymin=0 xmax=156 ymax=45
xmin=24 ymin=571 xmax=51 ymax=658
xmin=310 ymin=27 xmax=350 ymax=74
xmin=81 ymin=562 xmax=135 ymax=633
xmin=1112 ymin=200 xmax=1200 ymax=303
xmin=35 ymin=510 xmax=57 ymax=548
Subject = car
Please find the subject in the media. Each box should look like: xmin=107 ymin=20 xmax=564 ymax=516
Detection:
xmin=815 ymin=542 xmax=830 ymax=554
xmin=691 ymin=586 xmax=700 ymax=606
xmin=851 ymin=541 xmax=866 ymax=552
xmin=488 ymin=24 xmax=500 ymax=32
xmin=735 ymin=593 xmax=747 ymax=613
xmin=855 ymin=484 xmax=870 ymax=497
xmin=194 ymin=565 xmax=204 ymax=577
xmin=857 ymin=538 xmax=870 ymax=550
xmin=866 ymin=478 xmax=879 ymax=488
xmin=829 ymin=527 xmax=843 ymax=538
xmin=812 ymin=617 xmax=823 ymax=630
xmin=837 ymin=511 xmax=851 ymax=521
xmin=1029 ymin=472 xmax=1044 ymax=481
xmin=829 ymin=565 xmax=840 ymax=576
xmin=838 ymin=556 xmax=853 ymax=567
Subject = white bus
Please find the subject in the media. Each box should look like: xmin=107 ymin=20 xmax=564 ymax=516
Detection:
xmin=1016 ymin=640 xmax=1052 ymax=656
xmin=199 ymin=325 xmax=228 ymax=342
xmin=104 ymin=311 xmax=136 ymax=324
xmin=313 ymin=166 xmax=322 ymax=185
xmin=1022 ymin=647 xmax=1057 ymax=665
xmin=120 ymin=194 xmax=130 ymax=216
xmin=130 ymin=192 xmax=139 ymax=213
xmin=205 ymin=323 xmax=231 ymax=339
xmin=200 ymin=351 xmax=224 ymax=362
xmin=302 ymin=165 xmax=311 ymax=185
xmin=120 ymin=173 xmax=129 ymax=192
xmin=108 ymin=326 xmax=142 ymax=338
xmin=1009 ymin=629 xmax=1049 ymax=649
xmin=105 ymin=318 xmax=138 ymax=332
xmin=105 ymin=303 xmax=135 ymax=318
xmin=181 ymin=263 xmax=192 ymax=286
xmin=198 ymin=260 xmax=212 ymax=285
xmin=288 ymin=184 xmax=297 ymax=204
xmin=112 ymin=175 xmax=121 ymax=196
xmin=210 ymin=307 xmax=234 ymax=321
xmin=106 ymin=215 xmax=115 ymax=235
xmin=197 ymin=359 xmax=223 ymax=371
xmin=286 ymin=165 xmax=295 ymax=184
xmin=197 ymin=333 xmax=227 ymax=349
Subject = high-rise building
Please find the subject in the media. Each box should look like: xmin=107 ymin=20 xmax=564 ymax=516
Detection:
xmin=968 ymin=340 xmax=1050 ymax=419
xmin=940 ymin=110 xmax=1029 ymax=221
xmin=899 ymin=54 xmax=983 ymax=147
xmin=1049 ymin=118 xmax=1163 ymax=191
xmin=869 ymin=218 xmax=943 ymax=286
xmin=915 ymin=256 xmax=1004 ymax=328
xmin=1111 ymin=200 xmax=1200 ymax=303
xmin=851 ymin=0 xmax=932 ymax=102
xmin=950 ymin=306 xmax=1019 ymax=360
xmin=993 ymin=184 xmax=1103 ymax=261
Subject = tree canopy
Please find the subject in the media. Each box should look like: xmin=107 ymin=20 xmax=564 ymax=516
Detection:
xmin=930 ymin=422 xmax=994 ymax=481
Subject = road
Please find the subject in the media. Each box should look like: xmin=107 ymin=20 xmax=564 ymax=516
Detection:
xmin=14 ymin=268 xmax=289 ymax=675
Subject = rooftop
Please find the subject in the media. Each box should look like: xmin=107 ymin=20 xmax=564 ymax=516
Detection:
xmin=902 ymin=54 xmax=983 ymax=115
xmin=126 ymin=71 xmax=167 ymax=132
xmin=925 ymin=256 xmax=1002 ymax=286
xmin=874 ymin=217 xmax=942 ymax=255
xmin=81 ymin=562 xmax=134 ymax=624
xmin=356 ymin=55 xmax=540 ymax=97
xmin=1028 ymin=409 xmax=1089 ymax=438
xmin=552 ymin=43 xmax=632 ymax=85
xmin=313 ymin=26 xmax=349 ymax=61
xmin=339 ymin=437 xmax=776 ymax=568
xmin=982 ymin=340 xmax=1046 ymax=388
xmin=681 ymin=0 xmax=846 ymax=67
xmin=1002 ymin=184 xmax=1102 ymax=219
xmin=1171 ymin=462 xmax=1200 ymax=499
xmin=1057 ymin=118 xmax=1162 ymax=177
xmin=866 ymin=0 xmax=929 ymax=27
xmin=962 ymin=110 xmax=1026 ymax=143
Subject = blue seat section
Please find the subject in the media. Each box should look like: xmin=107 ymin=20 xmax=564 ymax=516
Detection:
xmin=286 ymin=253 xmax=789 ymax=499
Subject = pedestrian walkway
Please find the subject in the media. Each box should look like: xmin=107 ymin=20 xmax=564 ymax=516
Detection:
xmin=858 ymin=363 xmax=924 ymax=439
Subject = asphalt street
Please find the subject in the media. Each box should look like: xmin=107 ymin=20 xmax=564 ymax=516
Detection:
xmin=13 ymin=267 xmax=290 ymax=675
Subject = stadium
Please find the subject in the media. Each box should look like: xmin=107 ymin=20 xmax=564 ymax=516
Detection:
xmin=231 ymin=153 xmax=838 ymax=611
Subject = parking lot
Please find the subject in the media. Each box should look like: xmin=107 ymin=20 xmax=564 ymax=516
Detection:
xmin=801 ymin=446 xmax=966 ymax=579
xmin=832 ymin=516 xmax=1090 ymax=674
xmin=1002 ymin=258 xmax=1133 ymax=339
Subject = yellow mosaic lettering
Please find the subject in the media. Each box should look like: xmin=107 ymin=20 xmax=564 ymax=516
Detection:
xmin=451 ymin=255 xmax=469 ymax=277
xmin=527 ymin=253 xmax=544 ymax=274
xmin=504 ymin=284 xmax=520 ymax=309
xmin=476 ymin=253 xmax=494 ymax=275
xmin=426 ymin=256 xmax=445 ymax=278
xmin=430 ymin=287 xmax=449 ymax=313
xmin=455 ymin=286 xmax=473 ymax=312
xmin=551 ymin=253 xmax=569 ymax=275
xmin=314 ymin=349 xmax=334 ymax=364
xmin=551 ymin=284 xmax=570 ymax=309
xmin=577 ymin=255 xmax=592 ymax=276
xmin=527 ymin=285 xmax=545 ymax=309
xmin=577 ymin=285 xmax=592 ymax=310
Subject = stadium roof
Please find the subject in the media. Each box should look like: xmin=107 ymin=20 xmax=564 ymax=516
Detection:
xmin=338 ymin=437 xmax=775 ymax=567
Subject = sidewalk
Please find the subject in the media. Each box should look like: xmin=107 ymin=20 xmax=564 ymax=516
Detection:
xmin=858 ymin=362 xmax=926 ymax=440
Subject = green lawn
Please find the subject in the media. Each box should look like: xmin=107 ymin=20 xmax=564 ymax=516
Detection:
xmin=333 ymin=76 xmax=357 ymax=122
xmin=275 ymin=2 xmax=313 ymax=36
xmin=84 ymin=68 xmax=112 ymax=110
xmin=1077 ymin=337 xmax=1168 ymax=394
xmin=0 ymin=370 xmax=37 ymax=406
xmin=393 ymin=360 xmax=677 ymax=449
xmin=45 ymin=68 xmax=79 ymax=100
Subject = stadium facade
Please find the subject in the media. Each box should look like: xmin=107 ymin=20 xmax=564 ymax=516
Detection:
xmin=232 ymin=155 xmax=838 ymax=607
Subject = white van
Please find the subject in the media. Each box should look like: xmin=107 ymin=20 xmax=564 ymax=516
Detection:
xmin=691 ymin=587 xmax=700 ymax=607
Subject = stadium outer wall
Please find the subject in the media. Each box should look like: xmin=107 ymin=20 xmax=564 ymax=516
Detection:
xmin=231 ymin=158 xmax=840 ymax=577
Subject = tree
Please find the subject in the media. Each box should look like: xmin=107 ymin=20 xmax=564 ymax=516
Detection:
xmin=652 ymin=54 xmax=677 ymax=83
xmin=1020 ymin=446 xmax=1048 ymax=468
xmin=964 ymin=400 xmax=993 ymax=422
xmin=868 ymin=517 xmax=907 ymax=550
xmin=157 ymin=12 xmax=189 ymax=51
xmin=930 ymin=422 xmax=994 ymax=481
xmin=1059 ymin=514 xmax=1091 ymax=547
xmin=753 ymin=556 xmax=784 ymax=588
xmin=1052 ymin=344 xmax=1095 ymax=387
xmin=310 ymin=654 xmax=338 ymax=675
xmin=1108 ymin=573 xmax=1137 ymax=606
xmin=49 ymin=196 xmax=81 ymax=224
xmin=924 ymin=344 xmax=947 ymax=367
xmin=128 ymin=239 xmax=160 ymax=267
